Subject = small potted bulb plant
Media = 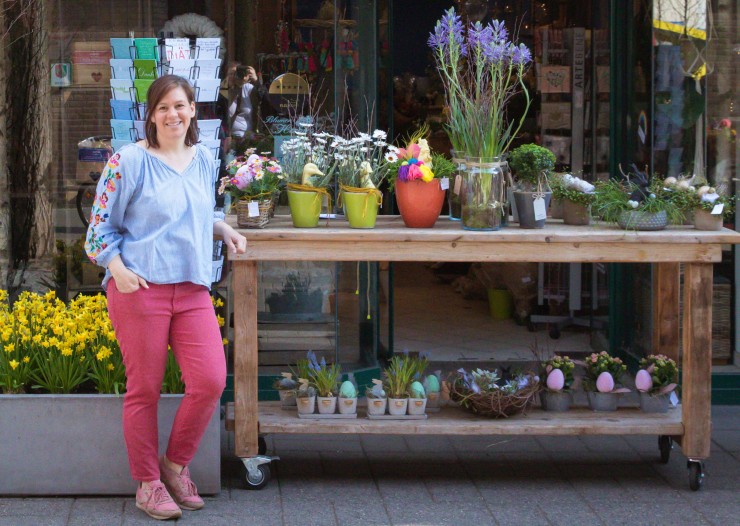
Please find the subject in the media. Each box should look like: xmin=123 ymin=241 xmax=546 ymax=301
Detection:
xmin=423 ymin=371 xmax=442 ymax=411
xmin=635 ymin=354 xmax=678 ymax=413
xmin=509 ymin=143 xmax=556 ymax=229
xmin=307 ymin=351 xmax=340 ymax=415
xmin=273 ymin=372 xmax=297 ymax=407
xmin=365 ymin=379 xmax=388 ymax=416
xmin=583 ymin=351 xmax=630 ymax=411
xmin=383 ymin=355 xmax=417 ymax=416
xmin=540 ymin=355 xmax=576 ymax=412
xmin=296 ymin=379 xmax=317 ymax=415
xmin=337 ymin=379 xmax=358 ymax=415
xmin=691 ymin=185 xmax=735 ymax=231
xmin=408 ymin=380 xmax=427 ymax=415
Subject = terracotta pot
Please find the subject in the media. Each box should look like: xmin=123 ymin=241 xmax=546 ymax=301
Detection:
xmin=395 ymin=179 xmax=446 ymax=228
xmin=562 ymin=200 xmax=591 ymax=225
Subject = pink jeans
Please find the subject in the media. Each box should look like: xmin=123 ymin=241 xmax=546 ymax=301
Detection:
xmin=107 ymin=280 xmax=226 ymax=482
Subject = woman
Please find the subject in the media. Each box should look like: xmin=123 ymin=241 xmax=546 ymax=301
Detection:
xmin=227 ymin=63 xmax=264 ymax=137
xmin=85 ymin=75 xmax=246 ymax=520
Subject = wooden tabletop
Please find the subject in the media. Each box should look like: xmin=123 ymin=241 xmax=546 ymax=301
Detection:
xmin=228 ymin=215 xmax=740 ymax=263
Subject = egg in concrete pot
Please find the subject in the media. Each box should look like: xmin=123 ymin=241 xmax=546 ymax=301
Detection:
xmin=546 ymin=368 xmax=565 ymax=391
xmin=423 ymin=374 xmax=440 ymax=394
xmin=635 ymin=369 xmax=653 ymax=392
xmin=339 ymin=380 xmax=357 ymax=399
xmin=410 ymin=381 xmax=426 ymax=398
xmin=596 ymin=371 xmax=615 ymax=393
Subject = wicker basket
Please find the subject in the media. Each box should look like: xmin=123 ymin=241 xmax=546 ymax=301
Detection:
xmin=449 ymin=375 xmax=541 ymax=418
xmin=236 ymin=198 xmax=272 ymax=229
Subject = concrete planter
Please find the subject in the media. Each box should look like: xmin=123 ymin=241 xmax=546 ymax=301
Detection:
xmin=0 ymin=394 xmax=220 ymax=496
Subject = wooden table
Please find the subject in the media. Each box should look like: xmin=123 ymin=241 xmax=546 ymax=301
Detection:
xmin=229 ymin=215 xmax=740 ymax=489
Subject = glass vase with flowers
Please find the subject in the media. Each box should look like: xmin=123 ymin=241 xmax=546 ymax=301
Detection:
xmin=428 ymin=9 xmax=532 ymax=230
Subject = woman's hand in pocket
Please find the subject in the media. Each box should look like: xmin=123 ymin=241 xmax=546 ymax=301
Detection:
xmin=108 ymin=255 xmax=148 ymax=293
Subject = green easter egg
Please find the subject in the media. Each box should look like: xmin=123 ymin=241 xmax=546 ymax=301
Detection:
xmin=339 ymin=380 xmax=357 ymax=398
xmin=424 ymin=374 xmax=440 ymax=393
xmin=410 ymin=381 xmax=426 ymax=398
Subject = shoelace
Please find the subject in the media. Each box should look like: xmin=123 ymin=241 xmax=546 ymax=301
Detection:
xmin=148 ymin=484 xmax=174 ymax=506
xmin=175 ymin=470 xmax=198 ymax=497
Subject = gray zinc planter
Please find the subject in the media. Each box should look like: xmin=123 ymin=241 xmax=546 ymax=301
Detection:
xmin=0 ymin=394 xmax=220 ymax=496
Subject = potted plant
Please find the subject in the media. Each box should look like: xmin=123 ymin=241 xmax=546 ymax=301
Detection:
xmin=266 ymin=272 xmax=323 ymax=316
xmin=509 ymin=143 xmax=556 ymax=229
xmin=582 ymin=351 xmax=629 ymax=411
xmin=0 ymin=290 xmax=220 ymax=495
xmin=429 ymin=10 xmax=532 ymax=231
xmin=593 ymin=165 xmax=682 ymax=230
xmin=423 ymin=371 xmax=442 ymax=411
xmin=450 ymin=367 xmax=540 ymax=418
xmin=550 ymin=174 xmax=595 ymax=226
xmin=383 ymin=355 xmax=417 ymax=416
xmin=337 ymin=379 xmax=358 ymax=415
xmin=365 ymin=379 xmax=388 ymax=416
xmin=335 ymin=129 xmax=394 ymax=228
xmin=281 ymin=126 xmax=336 ymax=228
xmin=307 ymin=351 xmax=340 ymax=414
xmin=295 ymin=379 xmax=317 ymax=415
xmin=691 ymin=186 xmax=735 ymax=231
xmin=218 ymin=150 xmax=283 ymax=228
xmin=635 ymin=354 xmax=678 ymax=413
xmin=408 ymin=380 xmax=428 ymax=415
xmin=540 ymin=355 xmax=575 ymax=412
xmin=273 ymin=372 xmax=297 ymax=407
xmin=388 ymin=128 xmax=456 ymax=228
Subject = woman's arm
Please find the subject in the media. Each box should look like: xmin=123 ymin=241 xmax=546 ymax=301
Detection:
xmin=213 ymin=220 xmax=247 ymax=254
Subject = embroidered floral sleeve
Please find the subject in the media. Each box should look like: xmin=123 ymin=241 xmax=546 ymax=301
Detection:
xmin=84 ymin=151 xmax=134 ymax=267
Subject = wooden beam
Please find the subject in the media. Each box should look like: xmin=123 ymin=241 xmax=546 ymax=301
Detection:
xmin=233 ymin=261 xmax=259 ymax=458
xmin=652 ymin=263 xmax=680 ymax=362
xmin=681 ymin=263 xmax=713 ymax=459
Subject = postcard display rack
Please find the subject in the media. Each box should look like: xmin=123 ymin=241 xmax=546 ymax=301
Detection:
xmin=107 ymin=36 xmax=222 ymax=160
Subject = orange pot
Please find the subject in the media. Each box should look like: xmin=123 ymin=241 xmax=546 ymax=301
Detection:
xmin=395 ymin=179 xmax=446 ymax=228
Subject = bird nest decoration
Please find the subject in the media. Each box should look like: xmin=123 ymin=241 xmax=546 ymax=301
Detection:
xmin=449 ymin=369 xmax=541 ymax=418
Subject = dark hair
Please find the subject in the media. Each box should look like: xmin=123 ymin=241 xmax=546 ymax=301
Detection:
xmin=144 ymin=75 xmax=198 ymax=148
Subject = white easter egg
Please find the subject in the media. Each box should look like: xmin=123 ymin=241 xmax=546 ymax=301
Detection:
xmin=596 ymin=371 xmax=615 ymax=393
xmin=677 ymin=180 xmax=690 ymax=189
xmin=635 ymin=369 xmax=653 ymax=392
xmin=664 ymin=177 xmax=677 ymax=186
xmin=697 ymin=185 xmax=710 ymax=196
xmin=546 ymin=368 xmax=565 ymax=391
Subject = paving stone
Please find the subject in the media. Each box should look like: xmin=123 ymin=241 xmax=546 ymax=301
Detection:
xmin=360 ymin=434 xmax=408 ymax=452
xmin=711 ymin=429 xmax=740 ymax=453
xmin=67 ymin=498 xmax=125 ymax=525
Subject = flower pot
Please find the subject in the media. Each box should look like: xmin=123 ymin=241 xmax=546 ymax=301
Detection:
xmin=317 ymin=396 xmax=337 ymax=414
xmin=387 ymin=397 xmax=409 ymax=416
xmin=513 ymin=191 xmax=552 ymax=229
xmin=426 ymin=391 xmax=441 ymax=409
xmin=408 ymin=398 xmax=427 ymax=415
xmin=395 ymin=179 xmax=446 ymax=228
xmin=693 ymin=209 xmax=723 ymax=231
xmin=236 ymin=198 xmax=273 ymax=228
xmin=366 ymin=397 xmax=387 ymax=416
xmin=587 ymin=391 xmax=620 ymax=412
xmin=297 ymin=395 xmax=316 ymax=415
xmin=448 ymin=152 xmax=465 ymax=221
xmin=278 ymin=389 xmax=297 ymax=407
xmin=461 ymin=156 xmax=505 ymax=231
xmin=639 ymin=392 xmax=670 ymax=413
xmin=550 ymin=197 xmax=564 ymax=219
xmin=341 ymin=188 xmax=381 ymax=228
xmin=617 ymin=210 xmax=667 ymax=231
xmin=338 ymin=397 xmax=358 ymax=414
xmin=540 ymin=390 xmax=572 ymax=412
xmin=562 ymin=200 xmax=591 ymax=226
xmin=487 ymin=288 xmax=513 ymax=320
xmin=287 ymin=189 xmax=322 ymax=228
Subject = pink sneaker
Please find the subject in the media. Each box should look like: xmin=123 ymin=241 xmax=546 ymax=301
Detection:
xmin=135 ymin=480 xmax=182 ymax=520
xmin=159 ymin=457 xmax=205 ymax=511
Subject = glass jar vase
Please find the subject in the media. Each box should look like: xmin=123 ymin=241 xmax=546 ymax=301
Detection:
xmin=461 ymin=156 xmax=504 ymax=231
xmin=448 ymin=150 xmax=466 ymax=221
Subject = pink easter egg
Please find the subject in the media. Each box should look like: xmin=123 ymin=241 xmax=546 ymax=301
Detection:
xmin=546 ymin=368 xmax=565 ymax=391
xmin=596 ymin=371 xmax=615 ymax=393
xmin=635 ymin=369 xmax=653 ymax=392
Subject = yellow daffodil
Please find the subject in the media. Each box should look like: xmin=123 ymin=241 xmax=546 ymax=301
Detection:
xmin=4 ymin=343 xmax=14 ymax=353
xmin=22 ymin=356 xmax=30 ymax=363
xmin=9 ymin=359 xmax=19 ymax=370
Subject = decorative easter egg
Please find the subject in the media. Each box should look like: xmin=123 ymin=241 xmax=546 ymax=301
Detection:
xmin=664 ymin=177 xmax=677 ymax=186
xmin=697 ymin=185 xmax=710 ymax=196
xmin=676 ymin=180 xmax=690 ymax=189
xmin=339 ymin=380 xmax=357 ymax=399
xmin=546 ymin=368 xmax=565 ymax=391
xmin=635 ymin=369 xmax=653 ymax=392
xmin=410 ymin=381 xmax=426 ymax=398
xmin=423 ymin=374 xmax=440 ymax=393
xmin=596 ymin=371 xmax=615 ymax=393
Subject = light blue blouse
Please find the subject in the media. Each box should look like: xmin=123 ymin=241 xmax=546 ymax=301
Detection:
xmin=85 ymin=143 xmax=224 ymax=289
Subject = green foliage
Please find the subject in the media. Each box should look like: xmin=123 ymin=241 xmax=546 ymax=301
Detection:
xmin=541 ymin=355 xmax=576 ymax=390
xmin=639 ymin=354 xmax=678 ymax=394
xmin=161 ymin=349 xmax=185 ymax=394
xmin=582 ymin=351 xmax=626 ymax=391
xmin=383 ymin=355 xmax=420 ymax=398
xmin=310 ymin=362 xmax=341 ymax=397
xmin=551 ymin=179 xmax=596 ymax=206
xmin=509 ymin=144 xmax=556 ymax=190
xmin=593 ymin=178 xmax=683 ymax=225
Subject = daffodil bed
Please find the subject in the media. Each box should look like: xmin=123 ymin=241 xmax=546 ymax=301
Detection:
xmin=0 ymin=289 xmax=227 ymax=395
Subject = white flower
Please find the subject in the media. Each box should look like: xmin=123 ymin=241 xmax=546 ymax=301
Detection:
xmin=384 ymin=152 xmax=398 ymax=163
xmin=372 ymin=129 xmax=387 ymax=140
xmin=373 ymin=140 xmax=387 ymax=148
xmin=298 ymin=122 xmax=313 ymax=128
xmin=387 ymin=145 xmax=400 ymax=154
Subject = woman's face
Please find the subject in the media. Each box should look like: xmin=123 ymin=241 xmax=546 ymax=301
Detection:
xmin=150 ymin=86 xmax=195 ymax=142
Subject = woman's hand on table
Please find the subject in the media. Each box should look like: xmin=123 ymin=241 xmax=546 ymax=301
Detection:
xmin=215 ymin=221 xmax=248 ymax=254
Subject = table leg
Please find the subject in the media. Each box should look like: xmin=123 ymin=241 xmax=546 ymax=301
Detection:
xmin=233 ymin=260 xmax=259 ymax=458
xmin=681 ymin=262 xmax=713 ymax=459
xmin=652 ymin=263 xmax=680 ymax=363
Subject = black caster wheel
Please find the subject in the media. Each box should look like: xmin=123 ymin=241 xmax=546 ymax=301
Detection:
xmin=258 ymin=436 xmax=267 ymax=455
xmin=549 ymin=326 xmax=561 ymax=339
xmin=245 ymin=463 xmax=271 ymax=490
xmin=658 ymin=435 xmax=672 ymax=464
xmin=688 ymin=461 xmax=704 ymax=491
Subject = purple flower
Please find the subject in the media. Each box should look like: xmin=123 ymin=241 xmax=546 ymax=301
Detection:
xmin=511 ymin=43 xmax=532 ymax=66
xmin=490 ymin=20 xmax=508 ymax=43
xmin=467 ymin=22 xmax=493 ymax=52
xmin=482 ymin=41 xmax=507 ymax=64
xmin=428 ymin=8 xmax=466 ymax=56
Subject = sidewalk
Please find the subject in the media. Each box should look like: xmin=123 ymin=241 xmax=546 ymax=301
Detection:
xmin=1 ymin=406 xmax=738 ymax=526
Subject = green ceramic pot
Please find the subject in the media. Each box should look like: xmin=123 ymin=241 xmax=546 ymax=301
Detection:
xmin=287 ymin=189 xmax=322 ymax=228
xmin=342 ymin=190 xmax=379 ymax=228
